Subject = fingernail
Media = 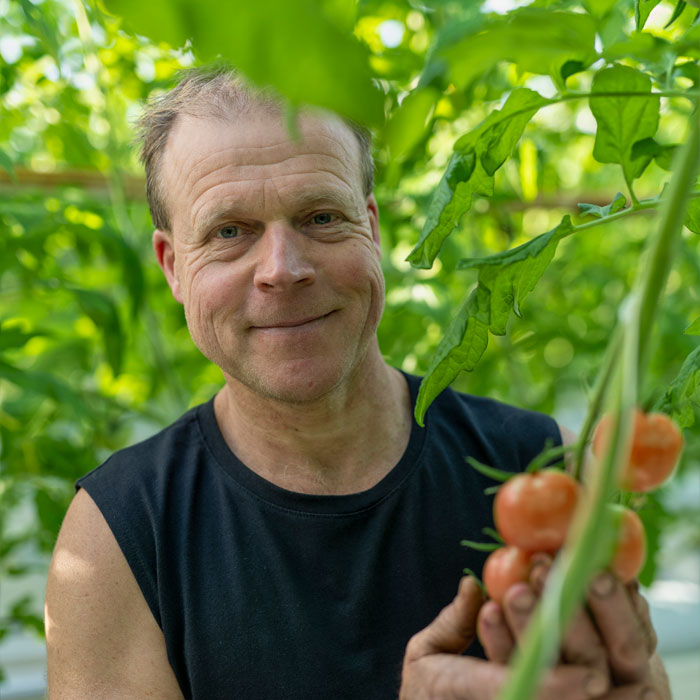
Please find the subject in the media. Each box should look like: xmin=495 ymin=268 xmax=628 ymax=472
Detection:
xmin=531 ymin=564 xmax=548 ymax=590
xmin=531 ymin=552 xmax=552 ymax=567
xmin=592 ymin=572 xmax=616 ymax=597
xmin=641 ymin=688 xmax=661 ymax=700
xmin=584 ymin=672 xmax=608 ymax=697
xmin=483 ymin=605 xmax=503 ymax=626
xmin=512 ymin=589 xmax=536 ymax=613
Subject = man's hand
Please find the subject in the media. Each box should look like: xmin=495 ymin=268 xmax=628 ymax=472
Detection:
xmin=477 ymin=555 xmax=671 ymax=700
xmin=399 ymin=576 xmax=610 ymax=700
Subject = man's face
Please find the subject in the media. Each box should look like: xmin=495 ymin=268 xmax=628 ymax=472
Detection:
xmin=153 ymin=108 xmax=384 ymax=404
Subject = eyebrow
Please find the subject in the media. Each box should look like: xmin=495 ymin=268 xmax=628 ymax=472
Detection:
xmin=195 ymin=188 xmax=357 ymax=234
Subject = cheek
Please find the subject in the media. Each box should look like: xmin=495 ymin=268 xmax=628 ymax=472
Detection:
xmin=339 ymin=242 xmax=385 ymax=311
xmin=181 ymin=260 xmax=247 ymax=325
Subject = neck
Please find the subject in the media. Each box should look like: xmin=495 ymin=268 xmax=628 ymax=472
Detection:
xmin=213 ymin=350 xmax=412 ymax=495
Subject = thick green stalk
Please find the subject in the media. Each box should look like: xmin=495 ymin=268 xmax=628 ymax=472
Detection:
xmin=494 ymin=107 xmax=700 ymax=700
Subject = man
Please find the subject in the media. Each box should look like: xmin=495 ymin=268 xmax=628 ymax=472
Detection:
xmin=45 ymin=69 xmax=669 ymax=699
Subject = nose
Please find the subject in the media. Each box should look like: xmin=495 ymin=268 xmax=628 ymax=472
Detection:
xmin=253 ymin=223 xmax=316 ymax=292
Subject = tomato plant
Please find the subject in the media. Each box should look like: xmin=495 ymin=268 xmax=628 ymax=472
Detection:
xmin=493 ymin=469 xmax=579 ymax=552
xmin=593 ymin=409 xmax=684 ymax=492
xmin=609 ymin=505 xmax=647 ymax=583
xmin=482 ymin=546 xmax=534 ymax=605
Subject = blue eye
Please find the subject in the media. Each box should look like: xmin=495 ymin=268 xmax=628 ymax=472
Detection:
xmin=217 ymin=225 xmax=240 ymax=239
xmin=312 ymin=213 xmax=334 ymax=225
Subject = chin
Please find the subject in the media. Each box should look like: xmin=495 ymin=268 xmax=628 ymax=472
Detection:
xmin=232 ymin=357 xmax=352 ymax=405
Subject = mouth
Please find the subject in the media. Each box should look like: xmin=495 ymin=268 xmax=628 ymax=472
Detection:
xmin=252 ymin=311 xmax=334 ymax=330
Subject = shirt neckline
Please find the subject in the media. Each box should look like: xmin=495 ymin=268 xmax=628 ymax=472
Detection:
xmin=195 ymin=372 xmax=429 ymax=516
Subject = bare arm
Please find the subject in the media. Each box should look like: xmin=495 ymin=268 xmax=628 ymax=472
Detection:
xmin=45 ymin=488 xmax=185 ymax=700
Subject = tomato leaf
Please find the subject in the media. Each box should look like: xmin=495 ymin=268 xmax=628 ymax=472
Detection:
xmin=684 ymin=197 xmax=700 ymax=234
xmin=635 ymin=0 xmax=662 ymax=30
xmin=631 ymin=138 xmax=679 ymax=172
xmin=583 ymin=0 xmax=619 ymax=16
xmin=406 ymin=153 xmax=493 ymax=269
xmin=384 ymin=88 xmax=438 ymax=162
xmin=653 ymin=345 xmax=700 ymax=427
xmin=602 ymin=34 xmax=673 ymax=65
xmin=414 ymin=216 xmax=572 ymax=424
xmin=465 ymin=456 xmax=515 ymax=483
xmin=457 ymin=215 xmax=572 ymax=327
xmin=664 ymin=0 xmax=688 ymax=28
xmin=472 ymin=89 xmax=550 ymax=176
xmin=105 ymin=0 xmax=383 ymax=127
xmin=440 ymin=9 xmax=597 ymax=88
xmin=407 ymin=88 xmax=547 ymax=269
xmin=578 ymin=192 xmax=627 ymax=219
xmin=590 ymin=65 xmax=660 ymax=183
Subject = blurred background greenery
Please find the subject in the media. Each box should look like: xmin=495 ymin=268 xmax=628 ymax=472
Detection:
xmin=1 ymin=0 xmax=699 ymax=690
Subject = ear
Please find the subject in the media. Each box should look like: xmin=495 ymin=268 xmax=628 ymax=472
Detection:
xmin=152 ymin=230 xmax=184 ymax=304
xmin=366 ymin=193 xmax=381 ymax=258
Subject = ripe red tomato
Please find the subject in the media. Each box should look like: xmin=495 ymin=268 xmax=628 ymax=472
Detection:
xmin=593 ymin=409 xmax=683 ymax=492
xmin=609 ymin=505 xmax=646 ymax=583
xmin=483 ymin=546 xmax=534 ymax=604
xmin=493 ymin=469 xmax=580 ymax=552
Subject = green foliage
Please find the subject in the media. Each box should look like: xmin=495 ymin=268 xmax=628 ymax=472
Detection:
xmin=105 ymin=0 xmax=384 ymax=126
xmin=414 ymin=215 xmax=572 ymax=425
xmin=590 ymin=64 xmax=660 ymax=186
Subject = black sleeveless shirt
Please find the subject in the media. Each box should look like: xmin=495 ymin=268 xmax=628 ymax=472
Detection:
xmin=76 ymin=373 xmax=561 ymax=700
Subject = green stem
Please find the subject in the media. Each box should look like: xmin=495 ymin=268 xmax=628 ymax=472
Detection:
xmin=461 ymin=90 xmax=700 ymax=145
xmin=564 ymin=189 xmax=700 ymax=239
xmin=572 ymin=328 xmax=623 ymax=481
xmin=623 ymin=167 xmax=640 ymax=205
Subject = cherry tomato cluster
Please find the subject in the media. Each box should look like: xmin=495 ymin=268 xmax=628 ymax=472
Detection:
xmin=481 ymin=409 xmax=683 ymax=604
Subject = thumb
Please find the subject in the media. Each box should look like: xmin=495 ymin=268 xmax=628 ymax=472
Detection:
xmin=404 ymin=576 xmax=484 ymax=663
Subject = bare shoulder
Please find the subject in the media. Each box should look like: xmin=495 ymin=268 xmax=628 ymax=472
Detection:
xmin=45 ymin=488 xmax=185 ymax=700
xmin=557 ymin=423 xmax=578 ymax=447
xmin=556 ymin=422 xmax=595 ymax=477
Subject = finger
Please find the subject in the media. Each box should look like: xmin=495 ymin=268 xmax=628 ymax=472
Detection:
xmin=529 ymin=553 xmax=554 ymax=595
xmin=560 ymin=606 xmax=609 ymax=677
xmin=538 ymin=666 xmax=610 ymax=700
xmin=403 ymin=576 xmax=484 ymax=663
xmin=477 ymin=601 xmax=515 ymax=663
xmin=591 ymin=680 xmax=661 ymax=699
xmin=626 ymin=581 xmax=657 ymax=656
xmin=587 ymin=572 xmax=650 ymax=683
xmin=400 ymin=655 xmax=506 ymax=700
xmin=502 ymin=582 xmax=538 ymax=641
xmin=401 ymin=656 xmax=609 ymax=700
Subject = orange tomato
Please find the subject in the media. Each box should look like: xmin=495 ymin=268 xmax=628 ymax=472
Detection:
xmin=609 ymin=505 xmax=646 ymax=583
xmin=593 ymin=409 xmax=683 ymax=492
xmin=482 ymin=546 xmax=534 ymax=604
xmin=493 ymin=469 xmax=580 ymax=552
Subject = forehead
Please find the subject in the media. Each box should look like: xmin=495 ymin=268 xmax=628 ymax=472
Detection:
xmin=160 ymin=109 xmax=364 ymax=225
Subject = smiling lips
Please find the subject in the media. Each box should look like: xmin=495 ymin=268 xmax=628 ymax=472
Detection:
xmin=252 ymin=311 xmax=333 ymax=329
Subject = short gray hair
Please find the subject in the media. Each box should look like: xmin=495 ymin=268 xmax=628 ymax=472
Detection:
xmin=136 ymin=66 xmax=375 ymax=231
